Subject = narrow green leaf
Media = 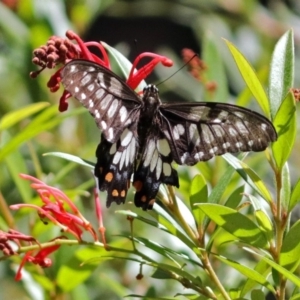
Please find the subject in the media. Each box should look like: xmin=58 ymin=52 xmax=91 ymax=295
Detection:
xmin=224 ymin=185 xmax=244 ymax=209
xmin=0 ymin=102 xmax=49 ymax=131
xmin=189 ymin=174 xmax=207 ymax=224
xmin=115 ymin=210 xmax=196 ymax=250
xmin=214 ymin=255 xmax=274 ymax=293
xmin=203 ymin=32 xmax=228 ymax=101
xmin=280 ymin=163 xmax=291 ymax=210
xmin=271 ymin=92 xmax=296 ymax=170
xmin=245 ymin=248 xmax=300 ymax=287
xmin=290 ymin=178 xmax=300 ymax=211
xmin=241 ymin=260 xmax=271 ymax=296
xmin=222 ymin=153 xmax=272 ymax=203
xmin=198 ymin=203 xmax=268 ymax=248
xmin=225 ymin=40 xmax=270 ymax=117
xmin=280 ymin=220 xmax=300 ymax=272
xmin=43 ymin=152 xmax=94 ymax=169
xmin=269 ymin=29 xmax=294 ymax=119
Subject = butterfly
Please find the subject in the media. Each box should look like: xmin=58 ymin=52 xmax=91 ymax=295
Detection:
xmin=61 ymin=59 xmax=277 ymax=210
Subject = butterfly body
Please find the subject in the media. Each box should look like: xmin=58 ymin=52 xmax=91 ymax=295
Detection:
xmin=61 ymin=59 xmax=277 ymax=210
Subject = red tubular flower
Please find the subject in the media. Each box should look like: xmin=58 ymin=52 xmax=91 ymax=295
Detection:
xmin=10 ymin=174 xmax=97 ymax=241
xmin=31 ymin=30 xmax=173 ymax=111
xmin=15 ymin=242 xmax=61 ymax=281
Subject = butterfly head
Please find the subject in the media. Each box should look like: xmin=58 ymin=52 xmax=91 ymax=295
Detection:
xmin=142 ymin=84 xmax=161 ymax=114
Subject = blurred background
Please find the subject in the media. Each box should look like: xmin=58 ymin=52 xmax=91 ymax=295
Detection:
xmin=1 ymin=0 xmax=300 ymax=299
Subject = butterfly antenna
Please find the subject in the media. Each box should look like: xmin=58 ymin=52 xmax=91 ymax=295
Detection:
xmin=157 ymin=53 xmax=198 ymax=86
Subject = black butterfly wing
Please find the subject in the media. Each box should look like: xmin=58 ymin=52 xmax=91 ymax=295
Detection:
xmin=159 ymin=102 xmax=277 ymax=165
xmin=95 ymin=124 xmax=138 ymax=207
xmin=61 ymin=60 xmax=142 ymax=143
xmin=133 ymin=127 xmax=179 ymax=210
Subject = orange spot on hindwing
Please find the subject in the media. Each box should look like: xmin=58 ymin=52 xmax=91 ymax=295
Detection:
xmin=105 ymin=172 xmax=113 ymax=182
xmin=133 ymin=180 xmax=143 ymax=192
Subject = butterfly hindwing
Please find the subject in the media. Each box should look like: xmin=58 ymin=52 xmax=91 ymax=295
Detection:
xmin=159 ymin=102 xmax=277 ymax=165
xmin=61 ymin=60 xmax=142 ymax=143
xmin=95 ymin=124 xmax=138 ymax=206
xmin=133 ymin=127 xmax=179 ymax=210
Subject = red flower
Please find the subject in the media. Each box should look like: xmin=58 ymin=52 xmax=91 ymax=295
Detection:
xmin=15 ymin=241 xmax=62 ymax=281
xmin=31 ymin=30 xmax=173 ymax=111
xmin=10 ymin=174 xmax=97 ymax=241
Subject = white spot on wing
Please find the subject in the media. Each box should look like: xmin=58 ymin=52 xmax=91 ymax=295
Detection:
xmin=87 ymin=84 xmax=95 ymax=91
xmin=107 ymin=127 xmax=114 ymax=141
xmin=222 ymin=142 xmax=231 ymax=149
xmin=150 ymin=150 xmax=159 ymax=172
xmin=248 ymin=140 xmax=254 ymax=147
xmin=110 ymin=77 xmax=123 ymax=96
xmin=81 ymin=93 xmax=86 ymax=100
xmin=143 ymin=139 xmax=156 ymax=167
xmin=89 ymin=99 xmax=94 ymax=108
xmin=163 ymin=163 xmax=172 ymax=176
xmin=109 ymin=143 xmax=117 ymax=155
xmin=70 ymin=65 xmax=77 ymax=73
xmin=119 ymin=106 xmax=127 ymax=122
xmin=189 ymin=124 xmax=200 ymax=144
xmin=95 ymin=89 xmax=104 ymax=99
xmin=81 ymin=74 xmax=91 ymax=85
xmin=101 ymin=121 xmax=107 ymax=129
xmin=95 ymin=109 xmax=100 ymax=119
xmin=157 ymin=139 xmax=171 ymax=156
xmin=156 ymin=157 xmax=162 ymax=179
xmin=181 ymin=152 xmax=190 ymax=164
xmin=100 ymin=94 xmax=113 ymax=109
xmin=120 ymin=129 xmax=133 ymax=147
xmin=74 ymin=87 xmax=79 ymax=93
xmin=194 ymin=152 xmax=204 ymax=160
xmin=113 ymin=151 xmax=122 ymax=164
xmin=107 ymin=99 xmax=119 ymax=118
xmin=261 ymin=123 xmax=267 ymax=131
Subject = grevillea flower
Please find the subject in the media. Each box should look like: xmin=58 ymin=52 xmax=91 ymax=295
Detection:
xmin=31 ymin=30 xmax=173 ymax=111
xmin=10 ymin=174 xmax=97 ymax=241
xmin=15 ymin=239 xmax=62 ymax=281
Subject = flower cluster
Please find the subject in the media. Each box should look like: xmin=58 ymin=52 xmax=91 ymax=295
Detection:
xmin=31 ymin=30 xmax=173 ymax=112
xmin=181 ymin=48 xmax=217 ymax=93
xmin=8 ymin=174 xmax=102 ymax=281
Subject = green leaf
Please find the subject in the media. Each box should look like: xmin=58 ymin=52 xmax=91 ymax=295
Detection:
xmin=0 ymin=102 xmax=49 ymax=131
xmin=251 ymin=290 xmax=265 ymax=300
xmin=241 ymin=260 xmax=271 ymax=296
xmin=269 ymin=29 xmax=294 ymax=119
xmin=43 ymin=152 xmax=94 ymax=169
xmin=222 ymin=154 xmax=272 ymax=203
xmin=198 ymin=203 xmax=268 ymax=248
xmin=290 ymin=178 xmax=300 ymax=211
xmin=57 ymin=255 xmax=97 ymax=292
xmin=189 ymin=174 xmax=207 ymax=224
xmin=280 ymin=163 xmax=291 ymax=210
xmin=214 ymin=255 xmax=274 ymax=293
xmin=224 ymin=185 xmax=244 ymax=209
xmin=280 ymin=220 xmax=300 ymax=272
xmin=245 ymin=248 xmax=300 ymax=287
xmin=225 ymin=40 xmax=270 ymax=117
xmin=271 ymin=92 xmax=296 ymax=170
xmin=203 ymin=32 xmax=228 ymax=101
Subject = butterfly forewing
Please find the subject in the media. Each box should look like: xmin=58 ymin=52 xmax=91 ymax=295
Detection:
xmin=61 ymin=60 xmax=142 ymax=143
xmin=159 ymin=102 xmax=277 ymax=165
